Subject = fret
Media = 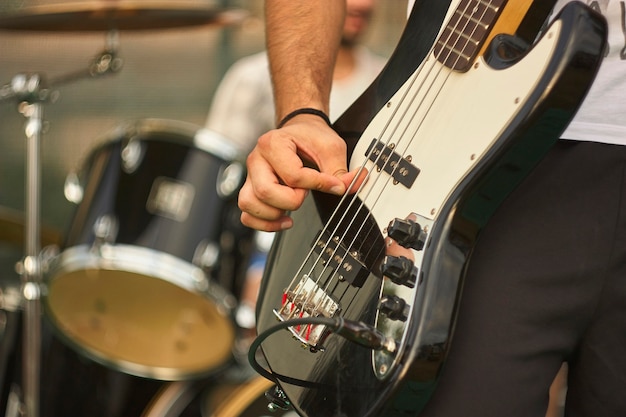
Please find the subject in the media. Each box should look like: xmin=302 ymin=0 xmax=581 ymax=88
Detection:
xmin=434 ymin=0 xmax=507 ymax=72
xmin=434 ymin=42 xmax=474 ymax=70
xmin=436 ymin=27 xmax=481 ymax=52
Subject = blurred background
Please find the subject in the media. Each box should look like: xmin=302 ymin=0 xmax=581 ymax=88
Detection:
xmin=0 ymin=3 xmax=570 ymax=417
xmin=0 ymin=2 xmax=407 ymax=414
xmin=0 ymin=0 xmax=406 ymax=234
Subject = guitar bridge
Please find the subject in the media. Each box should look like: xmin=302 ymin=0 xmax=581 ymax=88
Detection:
xmin=274 ymin=275 xmax=341 ymax=349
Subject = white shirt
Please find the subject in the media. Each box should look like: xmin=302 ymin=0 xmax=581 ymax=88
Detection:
xmin=552 ymin=0 xmax=626 ymax=145
xmin=205 ymin=48 xmax=387 ymax=153
xmin=406 ymin=0 xmax=626 ymax=146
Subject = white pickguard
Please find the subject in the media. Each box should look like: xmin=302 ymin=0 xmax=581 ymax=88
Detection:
xmin=351 ymin=15 xmax=563 ymax=378
xmin=351 ymin=20 xmax=562 ymax=226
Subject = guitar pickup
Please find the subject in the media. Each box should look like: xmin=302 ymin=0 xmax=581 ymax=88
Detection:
xmin=366 ymin=139 xmax=419 ymax=188
xmin=274 ymin=275 xmax=341 ymax=348
xmin=313 ymin=230 xmax=368 ymax=288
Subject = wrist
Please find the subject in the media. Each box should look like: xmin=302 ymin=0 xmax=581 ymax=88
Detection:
xmin=277 ymin=107 xmax=332 ymax=129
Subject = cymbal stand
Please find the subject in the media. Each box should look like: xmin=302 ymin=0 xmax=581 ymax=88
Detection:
xmin=0 ymin=37 xmax=122 ymax=417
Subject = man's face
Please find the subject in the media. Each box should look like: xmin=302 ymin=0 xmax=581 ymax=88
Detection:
xmin=342 ymin=0 xmax=376 ymax=46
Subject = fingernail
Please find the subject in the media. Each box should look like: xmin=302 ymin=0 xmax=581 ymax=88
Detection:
xmin=330 ymin=185 xmax=345 ymax=195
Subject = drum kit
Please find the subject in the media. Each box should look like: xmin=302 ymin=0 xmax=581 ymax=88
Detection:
xmin=0 ymin=2 xmax=273 ymax=417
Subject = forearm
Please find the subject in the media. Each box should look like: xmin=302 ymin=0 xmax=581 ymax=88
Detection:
xmin=264 ymin=0 xmax=346 ymax=124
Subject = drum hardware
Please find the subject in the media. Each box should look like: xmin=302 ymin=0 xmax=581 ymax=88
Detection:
xmin=121 ymin=139 xmax=145 ymax=173
xmin=0 ymin=68 xmax=56 ymax=417
xmin=217 ymin=163 xmax=246 ymax=199
xmin=63 ymin=173 xmax=84 ymax=205
xmin=193 ymin=240 xmax=221 ymax=271
xmin=92 ymin=214 xmax=119 ymax=247
xmin=0 ymin=26 xmax=125 ymax=417
xmin=0 ymin=36 xmax=122 ymax=104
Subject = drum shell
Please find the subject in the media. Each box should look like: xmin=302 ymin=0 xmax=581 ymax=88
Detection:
xmin=63 ymin=122 xmax=249 ymax=295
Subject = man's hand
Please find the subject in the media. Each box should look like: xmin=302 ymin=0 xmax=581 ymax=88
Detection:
xmin=238 ymin=115 xmax=364 ymax=231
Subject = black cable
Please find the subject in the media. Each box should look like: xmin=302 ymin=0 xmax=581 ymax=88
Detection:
xmin=248 ymin=316 xmax=340 ymax=384
xmin=248 ymin=316 xmax=396 ymax=385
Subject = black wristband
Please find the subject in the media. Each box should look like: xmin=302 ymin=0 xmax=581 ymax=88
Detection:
xmin=277 ymin=108 xmax=332 ymax=129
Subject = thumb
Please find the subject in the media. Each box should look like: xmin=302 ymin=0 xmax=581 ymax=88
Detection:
xmin=335 ymin=167 xmax=368 ymax=195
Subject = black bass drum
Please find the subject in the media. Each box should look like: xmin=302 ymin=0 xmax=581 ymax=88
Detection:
xmin=43 ymin=119 xmax=253 ymax=381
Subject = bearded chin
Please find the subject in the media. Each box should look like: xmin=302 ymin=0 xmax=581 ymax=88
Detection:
xmin=340 ymin=35 xmax=358 ymax=48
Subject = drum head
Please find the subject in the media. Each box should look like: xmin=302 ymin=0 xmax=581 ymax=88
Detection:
xmin=45 ymin=245 xmax=236 ymax=381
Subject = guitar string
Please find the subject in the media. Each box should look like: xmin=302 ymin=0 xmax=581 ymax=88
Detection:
xmin=292 ymin=0 xmax=492 ymax=340
xmin=275 ymin=18 xmax=453 ymax=325
xmin=304 ymin=0 xmax=497 ymax=328
xmin=279 ymin=0 xmax=497 ymax=339
xmin=284 ymin=0 xmax=492 ymax=335
xmin=330 ymin=0 xmax=502 ymax=324
xmin=309 ymin=0 xmax=497 ymax=322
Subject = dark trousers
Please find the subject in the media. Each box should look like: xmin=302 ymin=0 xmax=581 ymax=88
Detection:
xmin=420 ymin=140 xmax=626 ymax=417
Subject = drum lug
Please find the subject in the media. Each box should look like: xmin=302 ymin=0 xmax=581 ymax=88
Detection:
xmin=93 ymin=214 xmax=118 ymax=246
xmin=217 ymin=162 xmax=244 ymax=198
xmin=121 ymin=139 xmax=144 ymax=173
xmin=193 ymin=240 xmax=220 ymax=270
xmin=64 ymin=172 xmax=83 ymax=204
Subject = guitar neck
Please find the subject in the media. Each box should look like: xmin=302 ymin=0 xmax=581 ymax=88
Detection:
xmin=480 ymin=0 xmax=536 ymax=55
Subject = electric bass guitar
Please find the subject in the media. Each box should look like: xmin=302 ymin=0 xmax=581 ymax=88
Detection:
xmin=253 ymin=1 xmax=607 ymax=416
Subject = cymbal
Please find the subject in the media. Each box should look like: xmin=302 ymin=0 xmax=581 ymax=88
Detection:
xmin=0 ymin=206 xmax=63 ymax=248
xmin=0 ymin=1 xmax=248 ymax=32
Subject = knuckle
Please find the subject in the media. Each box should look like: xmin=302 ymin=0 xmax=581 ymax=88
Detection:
xmin=254 ymin=182 xmax=274 ymax=201
xmin=237 ymin=196 xmax=251 ymax=213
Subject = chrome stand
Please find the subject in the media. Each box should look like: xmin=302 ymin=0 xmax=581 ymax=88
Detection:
xmin=0 ymin=42 xmax=122 ymax=417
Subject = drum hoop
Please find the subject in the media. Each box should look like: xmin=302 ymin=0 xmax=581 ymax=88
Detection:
xmin=42 ymin=244 xmax=237 ymax=380
xmin=44 ymin=244 xmax=236 ymax=310
xmin=89 ymin=119 xmax=245 ymax=164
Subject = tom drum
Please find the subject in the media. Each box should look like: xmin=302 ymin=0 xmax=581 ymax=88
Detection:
xmin=44 ymin=119 xmax=252 ymax=381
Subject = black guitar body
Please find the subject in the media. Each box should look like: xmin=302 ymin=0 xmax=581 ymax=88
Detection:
xmin=255 ymin=1 xmax=607 ymax=416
